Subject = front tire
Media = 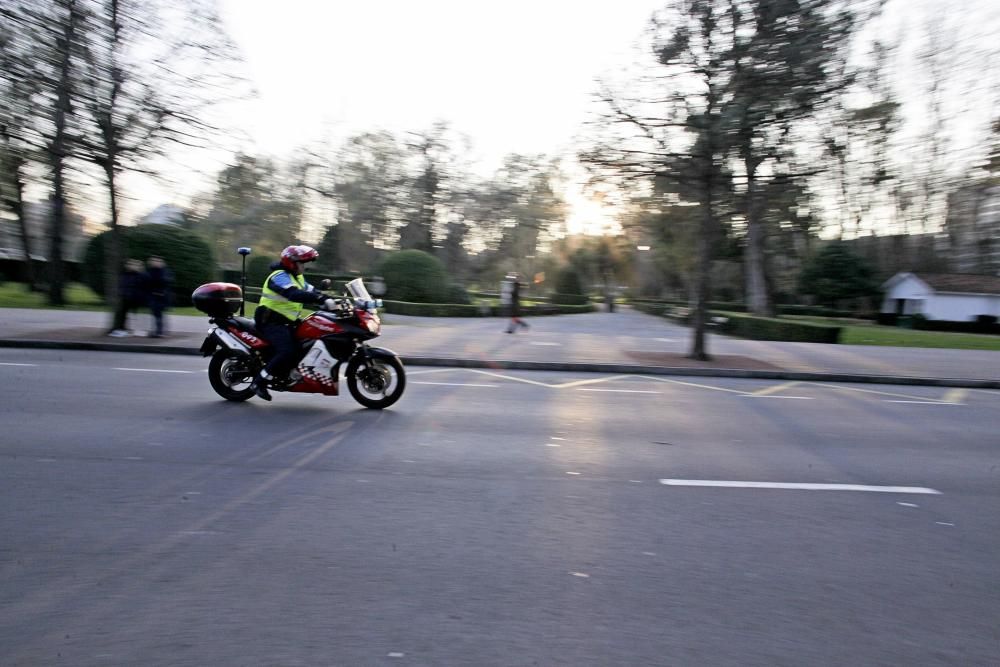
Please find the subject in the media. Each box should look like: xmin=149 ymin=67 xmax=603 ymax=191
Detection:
xmin=208 ymin=351 xmax=258 ymax=402
xmin=346 ymin=354 xmax=405 ymax=409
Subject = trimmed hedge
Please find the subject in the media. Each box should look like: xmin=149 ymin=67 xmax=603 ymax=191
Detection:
xmin=83 ymin=225 xmax=215 ymax=306
xmin=634 ymin=301 xmax=841 ymax=343
xmin=549 ymin=291 xmax=590 ymax=306
xmin=382 ymin=300 xmax=482 ymax=317
xmin=376 ymin=250 xmax=452 ymax=303
xmin=381 ymin=299 xmax=596 ymax=317
xmin=715 ymin=313 xmax=842 ymax=343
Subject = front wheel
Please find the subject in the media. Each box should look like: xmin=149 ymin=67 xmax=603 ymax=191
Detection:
xmin=346 ymin=354 xmax=405 ymax=409
xmin=208 ymin=351 xmax=258 ymax=402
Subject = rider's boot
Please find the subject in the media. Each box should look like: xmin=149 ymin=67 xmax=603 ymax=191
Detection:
xmin=252 ymin=371 xmax=273 ymax=401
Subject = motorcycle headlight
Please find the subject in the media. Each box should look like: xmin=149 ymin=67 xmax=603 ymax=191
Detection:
xmin=365 ymin=315 xmax=380 ymax=333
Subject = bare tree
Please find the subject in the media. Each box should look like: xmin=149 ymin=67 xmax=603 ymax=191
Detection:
xmin=583 ymin=0 xmax=736 ymax=359
xmin=72 ymin=0 xmax=248 ymax=321
xmin=0 ymin=2 xmax=45 ymax=290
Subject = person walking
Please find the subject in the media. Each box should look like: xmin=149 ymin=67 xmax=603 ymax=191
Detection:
xmin=108 ymin=259 xmax=148 ymax=337
xmin=145 ymin=255 xmax=173 ymax=338
xmin=505 ymin=272 xmax=529 ymax=333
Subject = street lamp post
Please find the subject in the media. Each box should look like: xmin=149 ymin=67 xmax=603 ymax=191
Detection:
xmin=237 ymin=247 xmax=251 ymax=316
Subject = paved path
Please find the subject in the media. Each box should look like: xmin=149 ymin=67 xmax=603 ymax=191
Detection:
xmin=0 ymin=307 xmax=997 ymax=387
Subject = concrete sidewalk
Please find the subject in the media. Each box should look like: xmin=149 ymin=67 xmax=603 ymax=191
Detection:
xmin=0 ymin=307 xmax=998 ymax=388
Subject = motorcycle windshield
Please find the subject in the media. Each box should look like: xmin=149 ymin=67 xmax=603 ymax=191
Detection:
xmin=345 ymin=278 xmax=372 ymax=302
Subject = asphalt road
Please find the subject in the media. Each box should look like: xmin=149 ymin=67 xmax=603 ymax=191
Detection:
xmin=2 ymin=350 xmax=999 ymax=666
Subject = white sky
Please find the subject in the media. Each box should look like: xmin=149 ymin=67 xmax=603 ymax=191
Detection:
xmin=217 ymin=0 xmax=661 ymax=167
xmin=122 ymin=0 xmax=664 ymax=236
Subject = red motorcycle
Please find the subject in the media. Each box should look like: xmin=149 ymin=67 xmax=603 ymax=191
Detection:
xmin=192 ymin=278 xmax=405 ymax=409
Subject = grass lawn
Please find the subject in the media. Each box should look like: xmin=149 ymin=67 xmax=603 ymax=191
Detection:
xmin=0 ymin=282 xmax=206 ymax=316
xmin=786 ymin=315 xmax=1000 ymax=351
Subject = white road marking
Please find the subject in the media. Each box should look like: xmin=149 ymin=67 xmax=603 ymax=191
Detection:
xmin=942 ymin=389 xmax=968 ymax=404
xmin=655 ymin=337 xmax=677 ymax=342
xmin=935 ymin=522 xmax=955 ymax=526
xmin=550 ymin=437 xmax=565 ymax=441
xmin=569 ymin=572 xmax=590 ymax=578
xmin=545 ymin=443 xmax=561 ymax=447
xmin=659 ymin=479 xmax=941 ymax=494
xmin=576 ymin=388 xmax=662 ymax=394
xmin=465 ymin=369 xmax=636 ymax=389
xmin=884 ymin=400 xmax=959 ymax=405
xmin=114 ymin=368 xmax=193 ymax=374
xmin=750 ymin=381 xmax=801 ymax=396
xmin=816 ymin=382 xmax=949 ymax=403
xmin=646 ymin=376 xmax=750 ymax=394
xmin=529 ymin=341 xmax=561 ymax=346
xmin=0 ymin=362 xmax=37 ymax=366
xmin=566 ymin=471 xmax=582 ymax=475
xmin=897 ymin=502 xmax=919 ymax=507
xmin=411 ymin=381 xmax=498 ymax=387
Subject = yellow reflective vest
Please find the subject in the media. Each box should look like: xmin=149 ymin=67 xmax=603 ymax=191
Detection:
xmin=259 ymin=270 xmax=308 ymax=322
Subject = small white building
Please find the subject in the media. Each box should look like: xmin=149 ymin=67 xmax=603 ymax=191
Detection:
xmin=881 ymin=272 xmax=1000 ymax=321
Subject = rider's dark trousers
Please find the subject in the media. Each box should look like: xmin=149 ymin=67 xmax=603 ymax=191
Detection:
xmin=256 ymin=316 xmax=299 ymax=379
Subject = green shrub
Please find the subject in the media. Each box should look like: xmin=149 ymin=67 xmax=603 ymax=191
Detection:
xmin=444 ymin=282 xmax=472 ymax=305
xmin=551 ymin=267 xmax=585 ymax=304
xmin=716 ymin=313 xmax=841 ymax=343
xmin=382 ymin=300 xmax=482 ymax=316
xmin=246 ymin=254 xmax=277 ymax=289
xmin=83 ymin=225 xmax=215 ymax=306
xmin=549 ymin=292 xmax=590 ymax=306
xmin=376 ymin=250 xmax=451 ymax=303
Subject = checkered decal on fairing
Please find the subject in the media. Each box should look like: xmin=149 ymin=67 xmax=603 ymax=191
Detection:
xmin=297 ymin=344 xmax=337 ymax=387
xmin=299 ymin=363 xmax=336 ymax=387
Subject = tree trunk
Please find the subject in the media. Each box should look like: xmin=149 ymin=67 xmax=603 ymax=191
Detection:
xmin=743 ymin=155 xmax=774 ymax=317
xmin=688 ymin=202 xmax=713 ymax=361
xmin=6 ymin=160 xmax=37 ymax=291
xmin=103 ymin=163 xmax=123 ymax=330
xmin=47 ymin=0 xmax=79 ymax=307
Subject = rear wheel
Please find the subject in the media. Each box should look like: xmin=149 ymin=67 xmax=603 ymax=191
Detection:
xmin=208 ymin=351 xmax=258 ymax=402
xmin=346 ymin=354 xmax=405 ymax=409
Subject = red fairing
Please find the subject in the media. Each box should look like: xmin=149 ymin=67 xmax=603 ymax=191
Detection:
xmin=288 ymin=375 xmax=339 ymax=396
xmin=296 ymin=313 xmax=344 ymax=341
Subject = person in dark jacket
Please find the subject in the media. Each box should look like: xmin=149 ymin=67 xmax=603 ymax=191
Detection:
xmin=250 ymin=245 xmax=333 ymax=401
xmin=505 ymin=272 xmax=529 ymax=333
xmin=145 ymin=256 xmax=173 ymax=338
xmin=108 ymin=259 xmax=148 ymax=337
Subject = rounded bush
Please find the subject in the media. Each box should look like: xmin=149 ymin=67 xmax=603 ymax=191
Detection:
xmin=550 ymin=266 xmax=586 ymax=305
xmin=83 ymin=225 xmax=215 ymax=306
xmin=376 ymin=250 xmax=452 ymax=303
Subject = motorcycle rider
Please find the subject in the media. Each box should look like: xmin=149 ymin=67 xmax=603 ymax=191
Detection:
xmin=250 ymin=245 xmax=334 ymax=401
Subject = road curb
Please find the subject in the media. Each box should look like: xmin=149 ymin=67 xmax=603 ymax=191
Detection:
xmin=2 ymin=338 xmax=998 ymax=388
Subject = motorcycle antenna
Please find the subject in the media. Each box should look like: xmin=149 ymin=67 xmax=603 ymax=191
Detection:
xmin=237 ymin=247 xmax=251 ymax=316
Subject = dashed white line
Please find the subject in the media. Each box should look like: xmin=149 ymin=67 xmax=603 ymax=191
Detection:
xmin=884 ymin=400 xmax=957 ymax=405
xmin=0 ymin=362 xmax=37 ymax=367
xmin=659 ymin=479 xmax=941 ymax=494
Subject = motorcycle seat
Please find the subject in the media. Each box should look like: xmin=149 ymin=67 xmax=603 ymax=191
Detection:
xmin=226 ymin=316 xmax=261 ymax=337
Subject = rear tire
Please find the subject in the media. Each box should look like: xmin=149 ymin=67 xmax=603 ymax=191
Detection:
xmin=208 ymin=351 xmax=258 ymax=402
xmin=346 ymin=354 xmax=405 ymax=409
